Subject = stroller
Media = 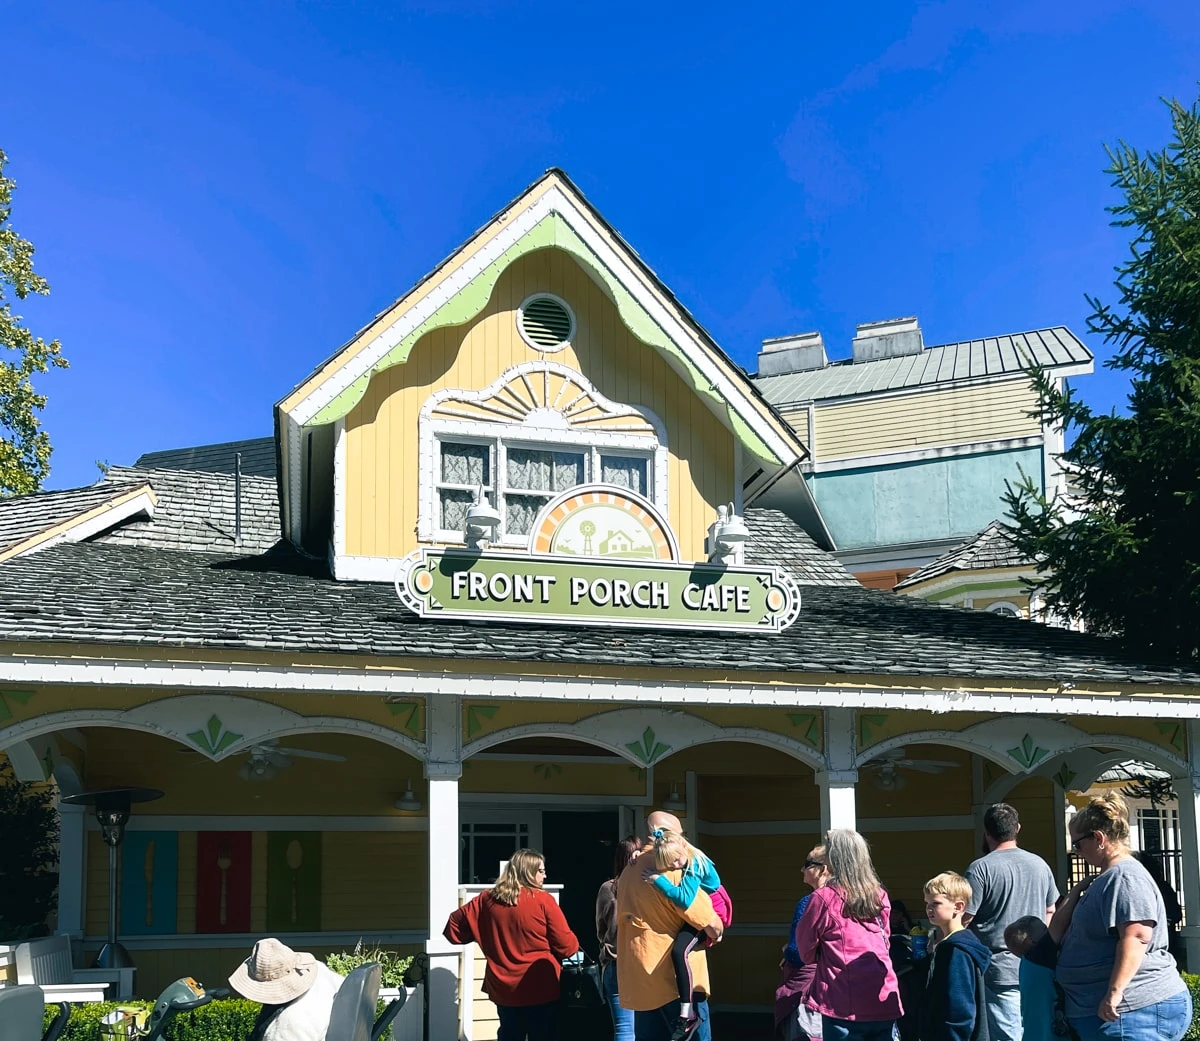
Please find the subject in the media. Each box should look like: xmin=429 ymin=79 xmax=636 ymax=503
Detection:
xmin=0 ymin=962 xmax=405 ymax=1041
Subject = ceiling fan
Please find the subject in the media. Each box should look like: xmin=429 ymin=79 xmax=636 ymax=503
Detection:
xmin=864 ymin=748 xmax=960 ymax=790
xmin=234 ymin=741 xmax=347 ymax=782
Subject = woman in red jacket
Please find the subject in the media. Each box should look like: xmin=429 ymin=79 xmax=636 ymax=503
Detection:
xmin=444 ymin=848 xmax=581 ymax=1041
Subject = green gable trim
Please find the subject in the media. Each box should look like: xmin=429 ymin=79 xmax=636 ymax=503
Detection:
xmin=923 ymin=578 xmax=1031 ymax=602
xmin=306 ymin=211 xmax=781 ymax=465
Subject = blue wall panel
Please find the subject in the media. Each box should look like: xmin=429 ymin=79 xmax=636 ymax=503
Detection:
xmin=810 ymin=446 xmax=1043 ymax=551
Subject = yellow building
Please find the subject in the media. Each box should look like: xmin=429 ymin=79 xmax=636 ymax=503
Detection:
xmin=1 ymin=170 xmax=1200 ymax=1041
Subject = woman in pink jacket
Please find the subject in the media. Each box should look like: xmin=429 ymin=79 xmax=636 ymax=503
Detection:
xmin=794 ymin=829 xmax=903 ymax=1041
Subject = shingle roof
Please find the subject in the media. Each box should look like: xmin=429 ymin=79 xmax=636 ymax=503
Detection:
xmin=135 ymin=437 xmax=277 ymax=478
xmin=0 ymin=541 xmax=1196 ymax=686
xmin=895 ymin=522 xmax=1029 ymax=590
xmin=753 ymin=327 xmax=1092 ymax=405
xmin=744 ymin=508 xmax=859 ymax=586
xmin=96 ymin=466 xmax=281 ymax=554
xmin=0 ymin=481 xmax=151 ymax=556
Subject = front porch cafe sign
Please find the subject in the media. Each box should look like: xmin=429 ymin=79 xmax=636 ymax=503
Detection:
xmin=395 ymin=550 xmax=801 ymax=634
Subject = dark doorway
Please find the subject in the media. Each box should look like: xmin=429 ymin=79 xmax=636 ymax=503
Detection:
xmin=541 ymin=810 xmax=618 ymax=959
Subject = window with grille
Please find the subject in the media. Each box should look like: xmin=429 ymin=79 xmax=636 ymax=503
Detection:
xmin=435 ymin=437 xmax=654 ymax=543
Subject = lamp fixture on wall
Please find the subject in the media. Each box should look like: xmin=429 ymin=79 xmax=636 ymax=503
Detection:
xmin=662 ymin=783 xmax=686 ymax=813
xmin=395 ymin=779 xmax=422 ymax=812
xmin=707 ymin=503 xmax=750 ymax=565
xmin=463 ymin=486 xmax=501 ymax=550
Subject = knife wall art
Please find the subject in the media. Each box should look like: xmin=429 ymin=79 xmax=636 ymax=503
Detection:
xmin=120 ymin=831 xmax=178 ymax=935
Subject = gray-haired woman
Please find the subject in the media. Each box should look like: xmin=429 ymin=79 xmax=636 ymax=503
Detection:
xmin=794 ymin=829 xmax=903 ymax=1041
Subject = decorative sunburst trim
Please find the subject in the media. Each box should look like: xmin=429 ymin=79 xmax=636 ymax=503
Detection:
xmin=424 ymin=361 xmax=662 ymax=438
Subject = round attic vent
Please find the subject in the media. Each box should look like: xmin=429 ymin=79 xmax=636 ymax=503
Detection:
xmin=518 ymin=295 xmax=574 ymax=352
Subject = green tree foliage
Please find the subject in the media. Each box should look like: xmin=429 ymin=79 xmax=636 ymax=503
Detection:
xmin=1004 ymin=95 xmax=1200 ymax=660
xmin=0 ymin=148 xmax=68 ymax=494
xmin=0 ymin=757 xmax=59 ymax=935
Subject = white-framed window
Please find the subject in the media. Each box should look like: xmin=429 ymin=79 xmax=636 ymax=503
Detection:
xmin=434 ymin=435 xmax=655 ymax=543
xmin=987 ymin=601 xmax=1023 ymax=618
xmin=418 ymin=362 xmax=668 ymax=547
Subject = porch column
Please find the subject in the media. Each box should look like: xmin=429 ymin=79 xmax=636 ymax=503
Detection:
xmin=57 ymin=803 xmax=87 ymax=938
xmin=425 ymin=694 xmax=463 ymax=1041
xmin=818 ymin=708 xmax=857 ymax=834
xmin=1177 ymin=721 xmax=1200 ymax=969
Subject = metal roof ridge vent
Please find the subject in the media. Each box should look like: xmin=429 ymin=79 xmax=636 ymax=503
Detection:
xmin=852 ymin=316 xmax=924 ymax=363
xmin=757 ymin=330 xmax=828 ymax=376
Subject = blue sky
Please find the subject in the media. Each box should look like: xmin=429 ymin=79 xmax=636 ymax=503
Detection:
xmin=3 ymin=1 xmax=1199 ymax=490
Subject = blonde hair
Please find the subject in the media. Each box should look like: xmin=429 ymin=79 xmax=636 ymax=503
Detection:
xmin=491 ymin=848 xmax=545 ymax=906
xmin=1072 ymin=791 xmax=1131 ymax=847
xmin=653 ymin=829 xmax=690 ymax=873
xmin=924 ymin=871 xmax=972 ymax=906
xmin=825 ymin=829 xmax=883 ymax=921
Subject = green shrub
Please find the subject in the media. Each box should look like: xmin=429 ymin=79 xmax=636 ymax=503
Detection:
xmin=1182 ymin=974 xmax=1200 ymax=1041
xmin=42 ymin=997 xmax=262 ymax=1041
xmin=327 ymin=941 xmax=413 ymax=989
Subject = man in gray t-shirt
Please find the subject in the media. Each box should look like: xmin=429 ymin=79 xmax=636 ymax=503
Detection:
xmin=1056 ymin=858 xmax=1184 ymax=1018
xmin=964 ymin=803 xmax=1060 ymax=1041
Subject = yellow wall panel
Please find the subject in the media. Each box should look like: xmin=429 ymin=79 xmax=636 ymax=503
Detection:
xmin=862 ymin=828 xmax=978 ymax=916
xmin=320 ymin=832 xmax=426 ymax=930
xmin=811 ymin=379 xmax=1040 ymax=461
xmin=343 ymin=248 xmax=736 ymax=562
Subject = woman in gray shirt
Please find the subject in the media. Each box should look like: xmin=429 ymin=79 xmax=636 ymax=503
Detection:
xmin=1053 ymin=792 xmax=1190 ymax=1041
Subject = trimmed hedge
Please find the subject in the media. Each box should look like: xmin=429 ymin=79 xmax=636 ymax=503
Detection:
xmin=39 ymin=994 xmax=401 ymax=1040
xmin=42 ymin=998 xmax=261 ymax=1040
xmin=1183 ymin=974 xmax=1200 ymax=1041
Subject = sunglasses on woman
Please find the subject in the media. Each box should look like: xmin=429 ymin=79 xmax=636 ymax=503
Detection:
xmin=804 ymin=859 xmax=825 ymax=869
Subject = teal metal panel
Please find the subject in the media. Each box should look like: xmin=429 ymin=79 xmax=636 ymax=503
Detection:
xmin=811 ymin=446 xmax=1043 ymax=550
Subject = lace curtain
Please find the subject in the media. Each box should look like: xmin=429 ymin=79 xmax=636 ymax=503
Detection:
xmin=439 ymin=442 xmax=490 ymax=531
xmin=507 ymin=448 xmax=584 ymax=492
xmin=505 ymin=449 xmax=585 ymax=535
xmin=441 ymin=442 xmax=489 ymax=486
xmin=601 ymin=456 xmax=647 ymax=495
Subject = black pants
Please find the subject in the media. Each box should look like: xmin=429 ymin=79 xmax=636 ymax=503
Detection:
xmin=670 ymin=924 xmax=703 ymax=1007
xmin=497 ymin=1000 xmax=558 ymax=1041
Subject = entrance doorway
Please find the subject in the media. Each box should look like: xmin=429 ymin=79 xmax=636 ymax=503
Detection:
xmin=541 ymin=810 xmax=618 ymax=958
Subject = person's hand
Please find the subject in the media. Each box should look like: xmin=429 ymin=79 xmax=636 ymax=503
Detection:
xmin=703 ymin=918 xmax=724 ymax=943
xmin=1098 ymin=989 xmax=1123 ymax=1022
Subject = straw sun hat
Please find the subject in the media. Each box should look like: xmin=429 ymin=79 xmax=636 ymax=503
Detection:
xmin=229 ymin=938 xmax=319 ymax=1004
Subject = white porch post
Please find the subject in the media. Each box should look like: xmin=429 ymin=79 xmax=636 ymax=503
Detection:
xmin=818 ymin=708 xmax=857 ymax=834
xmin=425 ymin=694 xmax=463 ymax=1041
xmin=57 ymin=803 xmax=87 ymax=938
xmin=1177 ymin=721 xmax=1200 ymax=969
xmin=1051 ymin=783 xmax=1069 ymax=889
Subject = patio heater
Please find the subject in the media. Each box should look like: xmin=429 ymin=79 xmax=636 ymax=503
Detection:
xmin=60 ymin=786 xmax=164 ymax=969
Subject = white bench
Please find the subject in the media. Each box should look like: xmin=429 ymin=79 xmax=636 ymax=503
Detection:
xmin=15 ymin=936 xmax=135 ymax=1002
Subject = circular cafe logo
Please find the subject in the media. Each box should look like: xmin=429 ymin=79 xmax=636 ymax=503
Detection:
xmin=529 ymin=486 xmax=677 ymax=561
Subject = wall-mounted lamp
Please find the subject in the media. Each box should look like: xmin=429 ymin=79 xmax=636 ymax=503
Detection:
xmin=662 ymin=782 xmax=687 ymax=813
xmin=395 ymin=779 xmax=422 ymax=812
xmin=707 ymin=503 xmax=750 ymax=565
xmin=463 ymin=486 xmax=501 ymax=550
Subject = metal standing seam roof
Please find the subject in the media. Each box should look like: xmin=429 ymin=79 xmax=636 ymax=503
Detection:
xmin=894 ymin=522 xmax=1030 ymax=591
xmin=0 ymin=480 xmax=151 ymax=556
xmin=752 ymin=327 xmax=1093 ymax=406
